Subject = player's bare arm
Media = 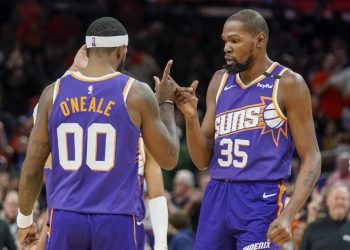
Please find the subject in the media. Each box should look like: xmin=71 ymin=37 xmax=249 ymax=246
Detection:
xmin=144 ymin=149 xmax=165 ymax=198
xmin=127 ymin=61 xmax=180 ymax=169
xmin=267 ymin=71 xmax=321 ymax=245
xmin=17 ymin=84 xmax=54 ymax=247
xmin=176 ymin=70 xmax=225 ymax=169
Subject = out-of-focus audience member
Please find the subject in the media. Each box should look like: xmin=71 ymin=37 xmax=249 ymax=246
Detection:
xmin=0 ymin=218 xmax=16 ymax=250
xmin=299 ymin=182 xmax=350 ymax=250
xmin=326 ymin=152 xmax=350 ymax=190
xmin=168 ymin=212 xmax=195 ymax=250
xmin=168 ymin=170 xmax=195 ymax=214
xmin=0 ymin=190 xmax=19 ymax=246
xmin=311 ymin=53 xmax=343 ymax=120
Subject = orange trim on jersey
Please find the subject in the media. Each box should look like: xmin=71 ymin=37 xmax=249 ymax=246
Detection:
xmin=215 ymin=72 xmax=229 ymax=103
xmin=53 ymin=79 xmax=61 ymax=103
xmin=133 ymin=215 xmax=137 ymax=248
xmin=71 ymin=72 xmax=121 ymax=82
xmin=236 ymin=62 xmax=279 ymax=89
xmin=216 ymin=126 xmax=265 ymax=139
xmin=215 ymin=103 xmax=265 ymax=117
xmin=44 ymin=154 xmax=52 ymax=169
xmin=277 ymin=184 xmax=286 ymax=216
xmin=123 ymin=77 xmax=135 ymax=102
xmin=272 ymin=67 xmax=289 ymax=121
xmin=47 ymin=208 xmax=54 ymax=238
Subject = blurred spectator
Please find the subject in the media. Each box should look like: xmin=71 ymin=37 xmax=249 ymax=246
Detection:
xmin=0 ymin=218 xmax=16 ymax=250
xmin=311 ymin=53 xmax=343 ymax=120
xmin=0 ymin=190 xmax=19 ymax=242
xmin=168 ymin=212 xmax=195 ymax=250
xmin=326 ymin=152 xmax=350 ymax=190
xmin=300 ymin=182 xmax=350 ymax=250
xmin=283 ymin=215 xmax=307 ymax=250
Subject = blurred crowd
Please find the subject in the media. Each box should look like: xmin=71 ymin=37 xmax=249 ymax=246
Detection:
xmin=1 ymin=0 xmax=350 ymax=249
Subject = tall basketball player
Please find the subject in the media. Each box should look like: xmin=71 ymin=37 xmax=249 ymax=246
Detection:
xmin=17 ymin=17 xmax=187 ymax=250
xmin=176 ymin=9 xmax=321 ymax=250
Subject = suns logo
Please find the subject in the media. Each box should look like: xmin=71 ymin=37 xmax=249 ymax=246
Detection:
xmin=215 ymin=96 xmax=288 ymax=146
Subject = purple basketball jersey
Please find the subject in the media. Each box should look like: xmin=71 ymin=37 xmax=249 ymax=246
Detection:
xmin=47 ymin=72 xmax=140 ymax=214
xmin=210 ymin=63 xmax=294 ymax=181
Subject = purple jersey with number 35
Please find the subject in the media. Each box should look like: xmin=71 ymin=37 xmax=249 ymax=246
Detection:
xmin=47 ymin=72 xmax=140 ymax=214
xmin=210 ymin=63 xmax=294 ymax=181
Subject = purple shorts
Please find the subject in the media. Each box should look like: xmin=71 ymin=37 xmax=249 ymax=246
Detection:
xmin=45 ymin=210 xmax=137 ymax=250
xmin=136 ymin=222 xmax=145 ymax=250
xmin=194 ymin=179 xmax=286 ymax=250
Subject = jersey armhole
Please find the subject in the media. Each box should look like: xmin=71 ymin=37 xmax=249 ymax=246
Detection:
xmin=52 ymin=79 xmax=61 ymax=104
xmin=123 ymin=77 xmax=135 ymax=104
xmin=272 ymin=68 xmax=289 ymax=121
xmin=215 ymin=72 xmax=229 ymax=104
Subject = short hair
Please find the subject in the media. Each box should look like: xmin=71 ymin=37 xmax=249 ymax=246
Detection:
xmin=86 ymin=17 xmax=127 ymax=54
xmin=227 ymin=9 xmax=269 ymax=38
xmin=174 ymin=169 xmax=195 ymax=187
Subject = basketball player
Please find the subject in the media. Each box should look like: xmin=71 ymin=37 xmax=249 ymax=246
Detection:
xmin=17 ymin=17 xmax=186 ymax=249
xmin=175 ymin=10 xmax=321 ymax=249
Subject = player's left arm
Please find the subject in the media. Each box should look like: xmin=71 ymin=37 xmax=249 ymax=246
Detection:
xmin=267 ymin=71 xmax=321 ymax=245
xmin=144 ymin=149 xmax=168 ymax=250
xmin=17 ymin=84 xmax=54 ymax=247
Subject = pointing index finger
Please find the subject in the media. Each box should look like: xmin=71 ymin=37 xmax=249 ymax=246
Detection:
xmin=162 ymin=60 xmax=173 ymax=79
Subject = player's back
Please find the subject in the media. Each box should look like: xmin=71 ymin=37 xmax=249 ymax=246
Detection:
xmin=47 ymin=71 xmax=140 ymax=214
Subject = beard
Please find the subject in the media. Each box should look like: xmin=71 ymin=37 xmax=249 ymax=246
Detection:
xmin=223 ymin=50 xmax=254 ymax=74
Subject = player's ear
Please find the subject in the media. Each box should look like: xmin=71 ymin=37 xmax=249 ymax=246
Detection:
xmin=115 ymin=47 xmax=124 ymax=60
xmin=256 ymin=32 xmax=266 ymax=48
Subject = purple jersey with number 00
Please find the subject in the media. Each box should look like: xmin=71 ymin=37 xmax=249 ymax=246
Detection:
xmin=47 ymin=72 xmax=140 ymax=214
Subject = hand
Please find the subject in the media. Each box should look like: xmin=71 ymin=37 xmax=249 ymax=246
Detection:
xmin=69 ymin=45 xmax=88 ymax=71
xmin=154 ymin=60 xmax=176 ymax=101
xmin=18 ymin=223 xmax=39 ymax=248
xmin=175 ymin=80 xmax=199 ymax=119
xmin=267 ymin=214 xmax=292 ymax=245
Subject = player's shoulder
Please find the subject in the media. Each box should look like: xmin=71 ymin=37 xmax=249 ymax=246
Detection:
xmin=279 ymin=68 xmax=309 ymax=95
xmin=280 ymin=69 xmax=306 ymax=88
xmin=211 ymin=69 xmax=227 ymax=82
xmin=127 ymin=79 xmax=156 ymax=109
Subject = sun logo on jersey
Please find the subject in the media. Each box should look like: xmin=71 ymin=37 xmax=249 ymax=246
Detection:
xmin=215 ymin=96 xmax=288 ymax=147
xmin=88 ymin=85 xmax=93 ymax=95
xmin=260 ymin=97 xmax=288 ymax=146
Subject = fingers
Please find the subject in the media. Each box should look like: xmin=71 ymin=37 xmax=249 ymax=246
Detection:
xmin=153 ymin=76 xmax=161 ymax=90
xmin=191 ymin=80 xmax=199 ymax=91
xmin=267 ymin=225 xmax=291 ymax=246
xmin=162 ymin=60 xmax=173 ymax=80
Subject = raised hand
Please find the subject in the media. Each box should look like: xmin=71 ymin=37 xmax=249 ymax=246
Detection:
xmin=175 ymin=80 xmax=199 ymax=119
xmin=154 ymin=60 xmax=176 ymax=102
xmin=18 ymin=223 xmax=39 ymax=248
xmin=267 ymin=214 xmax=292 ymax=246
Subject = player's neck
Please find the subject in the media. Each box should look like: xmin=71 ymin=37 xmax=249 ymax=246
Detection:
xmin=80 ymin=59 xmax=118 ymax=77
xmin=238 ymin=55 xmax=273 ymax=85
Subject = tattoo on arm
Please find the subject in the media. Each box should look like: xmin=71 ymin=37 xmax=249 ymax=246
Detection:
xmin=303 ymin=170 xmax=318 ymax=188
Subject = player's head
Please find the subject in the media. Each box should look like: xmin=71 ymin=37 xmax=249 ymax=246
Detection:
xmin=86 ymin=17 xmax=128 ymax=71
xmin=222 ymin=9 xmax=269 ymax=74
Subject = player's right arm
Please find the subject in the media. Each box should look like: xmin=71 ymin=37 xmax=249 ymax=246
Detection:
xmin=176 ymin=70 xmax=225 ymax=169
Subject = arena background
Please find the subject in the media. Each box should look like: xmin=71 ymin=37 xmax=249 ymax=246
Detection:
xmin=0 ymin=0 xmax=350 ymax=249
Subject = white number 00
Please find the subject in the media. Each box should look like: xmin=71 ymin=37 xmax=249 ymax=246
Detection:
xmin=218 ymin=138 xmax=250 ymax=168
xmin=57 ymin=123 xmax=116 ymax=171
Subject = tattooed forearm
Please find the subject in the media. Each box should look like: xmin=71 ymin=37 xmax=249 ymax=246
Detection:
xmin=302 ymin=170 xmax=318 ymax=188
